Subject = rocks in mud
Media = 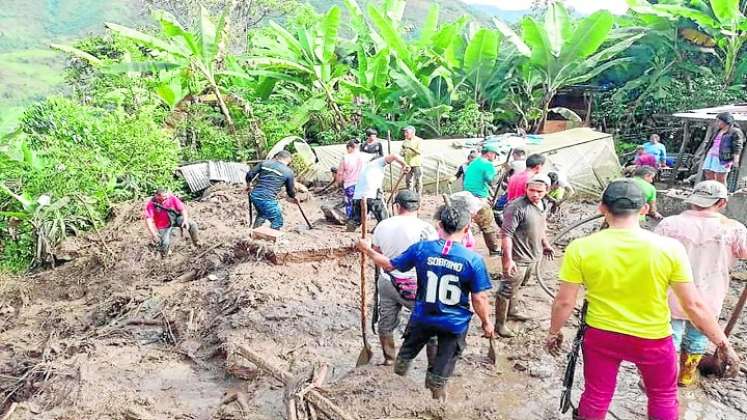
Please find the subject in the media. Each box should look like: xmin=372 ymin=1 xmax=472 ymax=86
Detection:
xmin=528 ymin=361 xmax=555 ymax=379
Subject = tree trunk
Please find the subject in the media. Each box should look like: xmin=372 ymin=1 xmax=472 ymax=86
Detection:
xmin=212 ymin=84 xmax=236 ymax=133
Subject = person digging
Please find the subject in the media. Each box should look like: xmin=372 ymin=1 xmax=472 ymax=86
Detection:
xmin=144 ymin=188 xmax=199 ymax=256
xmin=496 ymin=174 xmax=553 ymax=338
xmin=371 ymin=190 xmax=438 ymax=365
xmin=245 ymin=150 xmax=298 ymax=230
xmin=462 ymin=143 xmax=502 ymax=255
xmin=357 ymin=203 xmax=494 ymax=402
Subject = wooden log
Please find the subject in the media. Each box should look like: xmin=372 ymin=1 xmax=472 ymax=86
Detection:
xmin=232 ymin=345 xmax=358 ymax=420
xmin=669 ymin=120 xmax=692 ymax=188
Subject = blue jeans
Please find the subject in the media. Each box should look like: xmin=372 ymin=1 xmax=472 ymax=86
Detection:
xmin=250 ymin=194 xmax=283 ymax=229
xmin=671 ymin=319 xmax=708 ymax=354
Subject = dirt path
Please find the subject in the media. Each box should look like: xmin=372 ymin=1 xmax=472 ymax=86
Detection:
xmin=1 ymin=185 xmax=745 ymax=419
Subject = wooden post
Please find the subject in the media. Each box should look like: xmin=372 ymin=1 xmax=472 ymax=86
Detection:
xmin=668 ymin=120 xmax=691 ymax=188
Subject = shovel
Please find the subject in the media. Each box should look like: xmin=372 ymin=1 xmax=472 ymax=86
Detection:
xmin=487 ymin=337 xmax=498 ymax=368
xmin=699 ymin=280 xmax=747 ymax=376
xmin=356 ymin=199 xmax=374 ymax=366
xmin=295 ymin=201 xmax=314 ymax=229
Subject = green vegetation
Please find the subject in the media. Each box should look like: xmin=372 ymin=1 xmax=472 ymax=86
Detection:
xmin=3 ymin=0 xmax=747 ymax=272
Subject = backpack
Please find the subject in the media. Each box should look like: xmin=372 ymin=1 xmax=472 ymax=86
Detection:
xmin=152 ymin=199 xmax=183 ymax=228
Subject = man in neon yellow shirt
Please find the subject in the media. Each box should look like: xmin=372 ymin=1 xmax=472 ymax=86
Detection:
xmin=401 ymin=126 xmax=423 ymax=193
xmin=545 ymin=179 xmax=739 ymax=420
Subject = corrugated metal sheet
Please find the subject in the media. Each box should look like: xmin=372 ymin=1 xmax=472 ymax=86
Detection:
xmin=178 ymin=161 xmax=251 ymax=192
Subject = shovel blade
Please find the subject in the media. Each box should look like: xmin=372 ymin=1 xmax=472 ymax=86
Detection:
xmin=488 ymin=338 xmax=498 ymax=367
xmin=356 ymin=346 xmax=373 ymax=367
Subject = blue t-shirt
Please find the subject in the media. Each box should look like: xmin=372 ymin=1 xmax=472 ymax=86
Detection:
xmin=391 ymin=239 xmax=492 ymax=334
xmin=246 ymin=160 xmax=296 ymax=200
xmin=643 ymin=142 xmax=666 ymax=164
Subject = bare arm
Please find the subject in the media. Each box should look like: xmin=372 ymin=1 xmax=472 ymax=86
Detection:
xmin=671 ymin=282 xmax=728 ymax=346
xmin=180 ymin=207 xmax=190 ymax=225
xmin=549 ymin=282 xmax=580 ymax=334
xmin=384 ymin=154 xmax=409 ymax=170
xmin=471 ymin=291 xmax=495 ymax=337
xmin=358 ymin=242 xmax=395 ymax=271
xmin=145 ymin=218 xmax=159 ymax=240
xmin=501 ymin=235 xmax=514 ymax=273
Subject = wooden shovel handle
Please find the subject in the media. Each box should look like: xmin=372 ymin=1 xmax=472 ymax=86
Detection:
xmin=724 ymin=280 xmax=747 ymax=337
xmin=360 ymin=199 xmax=368 ymax=339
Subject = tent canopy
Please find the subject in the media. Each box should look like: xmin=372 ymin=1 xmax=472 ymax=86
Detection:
xmin=310 ymin=128 xmax=621 ymax=197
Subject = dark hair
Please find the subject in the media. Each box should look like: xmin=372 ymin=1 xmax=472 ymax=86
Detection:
xmin=526 ymin=153 xmax=545 ymax=169
xmin=512 ymin=148 xmax=526 ymax=158
xmin=346 ymin=140 xmax=357 ymax=149
xmin=547 ymin=172 xmax=559 ymax=185
xmin=365 ymin=128 xmax=378 ymax=137
xmin=274 ymin=150 xmax=292 ymax=160
xmin=634 ymin=165 xmax=656 ymax=178
xmin=717 ymin=112 xmax=735 ymax=126
xmin=435 ymin=205 xmax=470 ymax=234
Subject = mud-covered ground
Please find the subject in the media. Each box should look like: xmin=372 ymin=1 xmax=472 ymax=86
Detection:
xmin=1 ymin=184 xmax=746 ymax=419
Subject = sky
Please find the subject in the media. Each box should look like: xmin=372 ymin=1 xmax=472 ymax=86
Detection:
xmin=462 ymin=0 xmax=630 ymax=15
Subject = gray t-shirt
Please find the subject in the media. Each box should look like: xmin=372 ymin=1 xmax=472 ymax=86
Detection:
xmin=501 ymin=196 xmax=547 ymax=264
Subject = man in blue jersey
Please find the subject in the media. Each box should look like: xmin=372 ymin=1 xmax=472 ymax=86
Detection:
xmin=357 ymin=204 xmax=494 ymax=401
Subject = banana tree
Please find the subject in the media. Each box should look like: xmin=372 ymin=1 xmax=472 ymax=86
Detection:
xmin=629 ymin=0 xmax=747 ymax=86
xmin=104 ymin=5 xmax=236 ymax=129
xmin=497 ymin=3 xmax=643 ymax=132
xmin=235 ymin=6 xmax=348 ymax=127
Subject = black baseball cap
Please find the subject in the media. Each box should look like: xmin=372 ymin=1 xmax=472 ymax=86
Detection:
xmin=602 ymin=179 xmax=646 ymax=213
xmin=394 ymin=190 xmax=420 ymax=206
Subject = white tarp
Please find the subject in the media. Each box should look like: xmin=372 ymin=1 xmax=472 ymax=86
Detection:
xmin=309 ymin=128 xmax=621 ymax=196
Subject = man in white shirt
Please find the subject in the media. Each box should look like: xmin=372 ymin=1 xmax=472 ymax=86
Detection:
xmin=347 ymin=154 xmax=409 ymax=231
xmin=372 ymin=190 xmax=438 ymax=364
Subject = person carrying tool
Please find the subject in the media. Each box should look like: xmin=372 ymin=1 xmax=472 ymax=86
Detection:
xmin=655 ymin=180 xmax=747 ymax=386
xmin=356 ymin=204 xmax=494 ymax=401
xmin=545 ymin=179 xmax=740 ymax=420
xmin=400 ymin=126 xmax=423 ymax=193
xmin=506 ymin=153 xmax=546 ymax=202
xmin=642 ymin=134 xmax=667 ymax=168
xmin=546 ymin=170 xmax=575 ymax=216
xmin=347 ymin=154 xmax=410 ymax=231
xmin=496 ymin=174 xmax=553 ymax=337
xmin=372 ymin=190 xmax=438 ymax=365
xmin=245 ymin=150 xmax=298 ymax=230
xmin=462 ymin=144 xmax=501 ymax=255
xmin=360 ymin=128 xmax=384 ymax=157
xmin=336 ymin=140 xmax=366 ymax=218
xmin=144 ymin=188 xmax=199 ymax=256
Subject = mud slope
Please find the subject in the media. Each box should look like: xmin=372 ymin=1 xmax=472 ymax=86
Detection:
xmin=1 ymin=185 xmax=745 ymax=419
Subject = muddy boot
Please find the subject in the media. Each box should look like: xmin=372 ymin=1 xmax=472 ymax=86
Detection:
xmin=188 ymin=223 xmax=199 ymax=247
xmin=678 ymin=352 xmax=703 ymax=387
xmin=425 ymin=372 xmax=448 ymax=402
xmin=379 ymin=335 xmax=396 ymax=366
xmin=482 ymin=231 xmax=501 ymax=256
xmin=494 ymin=297 xmax=515 ymax=338
xmin=508 ymin=300 xmax=531 ymax=322
xmin=425 ymin=340 xmax=437 ymax=369
xmin=394 ymin=357 xmax=412 ymax=376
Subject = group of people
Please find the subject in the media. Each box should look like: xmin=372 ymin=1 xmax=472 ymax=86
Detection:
xmin=138 ymin=122 xmax=746 ymax=419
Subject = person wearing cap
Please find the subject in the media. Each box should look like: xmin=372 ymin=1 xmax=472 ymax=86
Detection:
xmin=545 ymin=179 xmax=740 ymax=420
xmin=371 ymin=190 xmax=438 ymax=365
xmin=348 ymin=154 xmax=410 ymax=231
xmin=361 ymin=128 xmax=384 ymax=157
xmin=462 ymin=144 xmax=502 ymax=255
xmin=144 ymin=188 xmax=199 ymax=256
xmin=632 ymin=165 xmax=662 ymax=221
xmin=496 ymin=174 xmax=553 ymax=337
xmin=506 ymin=153 xmax=546 ymax=202
xmin=336 ymin=140 xmax=366 ymax=218
xmin=400 ymin=126 xmax=423 ymax=193
xmin=703 ymin=112 xmax=744 ymax=185
xmin=245 ymin=150 xmax=298 ymax=230
xmin=655 ymin=180 xmax=747 ymax=386
xmin=454 ymin=149 xmax=478 ymax=184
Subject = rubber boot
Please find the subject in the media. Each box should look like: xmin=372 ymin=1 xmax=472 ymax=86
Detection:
xmin=678 ymin=352 xmax=703 ymax=387
xmin=188 ymin=223 xmax=199 ymax=247
xmin=482 ymin=231 xmax=502 ymax=256
xmin=430 ymin=386 xmax=447 ymax=402
xmin=494 ymin=297 xmax=515 ymax=338
xmin=425 ymin=372 xmax=448 ymax=402
xmin=379 ymin=335 xmax=396 ymax=366
xmin=508 ymin=299 xmax=531 ymax=322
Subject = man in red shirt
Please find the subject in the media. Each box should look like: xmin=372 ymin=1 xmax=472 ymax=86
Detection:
xmin=144 ymin=188 xmax=199 ymax=256
xmin=506 ymin=154 xmax=546 ymax=202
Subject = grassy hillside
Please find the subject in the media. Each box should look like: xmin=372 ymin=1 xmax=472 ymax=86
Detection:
xmin=0 ymin=0 xmax=146 ymax=133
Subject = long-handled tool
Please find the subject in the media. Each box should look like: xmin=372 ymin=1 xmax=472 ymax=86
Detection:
xmin=356 ymin=199 xmax=373 ymax=366
xmin=296 ymin=201 xmax=314 ymax=229
xmin=247 ymin=173 xmax=259 ymax=228
xmin=699 ymin=279 xmax=747 ymax=375
xmin=487 ymin=337 xmax=498 ymax=368
xmin=386 ymin=171 xmax=407 ymax=210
